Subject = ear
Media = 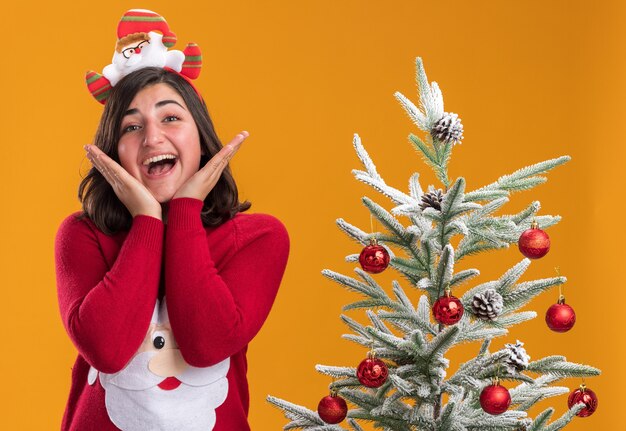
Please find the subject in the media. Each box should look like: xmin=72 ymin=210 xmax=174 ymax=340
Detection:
xmin=158 ymin=296 xmax=170 ymax=325
xmin=151 ymin=299 xmax=160 ymax=324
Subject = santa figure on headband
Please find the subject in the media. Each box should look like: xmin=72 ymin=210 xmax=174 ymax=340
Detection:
xmin=86 ymin=9 xmax=202 ymax=104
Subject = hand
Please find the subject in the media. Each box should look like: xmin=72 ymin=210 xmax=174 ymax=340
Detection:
xmin=84 ymin=144 xmax=162 ymax=220
xmin=172 ymin=131 xmax=248 ymax=201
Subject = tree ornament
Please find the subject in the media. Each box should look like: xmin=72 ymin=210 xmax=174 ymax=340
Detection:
xmin=518 ymin=220 xmax=550 ymax=259
xmin=431 ymin=112 xmax=464 ymax=145
xmin=317 ymin=392 xmax=348 ymax=424
xmin=546 ymin=295 xmax=576 ymax=332
xmin=432 ymin=289 xmax=464 ymax=325
xmin=480 ymin=378 xmax=511 ymax=415
xmin=357 ymin=351 xmax=389 ymax=388
xmin=419 ymin=186 xmax=443 ymax=211
xmin=471 ymin=288 xmax=503 ymax=321
xmin=504 ymin=340 xmax=530 ymax=374
xmin=568 ymin=383 xmax=598 ymax=417
xmin=359 ymin=238 xmax=390 ymax=274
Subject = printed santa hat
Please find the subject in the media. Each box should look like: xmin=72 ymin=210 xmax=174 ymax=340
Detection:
xmin=116 ymin=9 xmax=177 ymax=50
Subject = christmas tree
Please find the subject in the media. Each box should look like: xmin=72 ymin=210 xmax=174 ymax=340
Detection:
xmin=267 ymin=58 xmax=600 ymax=430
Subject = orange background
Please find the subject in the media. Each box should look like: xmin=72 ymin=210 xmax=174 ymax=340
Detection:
xmin=1 ymin=1 xmax=623 ymax=429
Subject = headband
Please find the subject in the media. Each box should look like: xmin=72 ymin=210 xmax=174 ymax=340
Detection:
xmin=85 ymin=9 xmax=202 ymax=104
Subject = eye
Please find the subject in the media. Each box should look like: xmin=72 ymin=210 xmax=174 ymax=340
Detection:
xmin=122 ymin=124 xmax=141 ymax=134
xmin=153 ymin=336 xmax=165 ymax=349
xmin=164 ymin=115 xmax=180 ymax=123
xmin=122 ymin=48 xmax=135 ymax=59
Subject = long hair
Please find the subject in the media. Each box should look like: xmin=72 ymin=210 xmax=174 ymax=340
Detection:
xmin=78 ymin=67 xmax=251 ymax=235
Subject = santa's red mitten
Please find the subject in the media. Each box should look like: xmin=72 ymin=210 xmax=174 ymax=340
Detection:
xmin=182 ymin=43 xmax=202 ymax=79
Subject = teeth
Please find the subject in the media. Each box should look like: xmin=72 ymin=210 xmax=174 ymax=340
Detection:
xmin=143 ymin=154 xmax=177 ymax=166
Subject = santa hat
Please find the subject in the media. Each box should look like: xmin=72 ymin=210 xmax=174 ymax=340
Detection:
xmin=117 ymin=9 xmax=177 ymax=49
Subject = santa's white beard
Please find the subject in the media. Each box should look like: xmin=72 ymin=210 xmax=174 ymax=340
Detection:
xmin=98 ymin=352 xmax=230 ymax=431
xmin=103 ymin=378 xmax=228 ymax=431
xmin=114 ymin=47 xmax=167 ymax=72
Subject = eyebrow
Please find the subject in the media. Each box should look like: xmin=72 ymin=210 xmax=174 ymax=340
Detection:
xmin=123 ymin=99 xmax=186 ymax=117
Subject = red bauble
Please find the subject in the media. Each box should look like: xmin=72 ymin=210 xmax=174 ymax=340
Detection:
xmin=357 ymin=357 xmax=389 ymax=388
xmin=568 ymin=385 xmax=598 ymax=417
xmin=480 ymin=383 xmax=512 ymax=415
xmin=317 ymin=394 xmax=348 ymax=424
xmin=432 ymin=293 xmax=464 ymax=325
xmin=545 ymin=298 xmax=576 ymax=332
xmin=359 ymin=240 xmax=390 ymax=274
xmin=518 ymin=221 xmax=550 ymax=259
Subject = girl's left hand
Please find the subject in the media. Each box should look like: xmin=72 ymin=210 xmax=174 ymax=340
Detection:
xmin=173 ymin=131 xmax=248 ymax=201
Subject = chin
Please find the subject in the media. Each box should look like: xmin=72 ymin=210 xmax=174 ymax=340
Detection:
xmin=150 ymin=188 xmax=178 ymax=204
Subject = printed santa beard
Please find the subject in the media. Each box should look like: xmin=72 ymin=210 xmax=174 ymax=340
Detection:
xmin=88 ymin=298 xmax=230 ymax=430
xmin=97 ymin=352 xmax=229 ymax=430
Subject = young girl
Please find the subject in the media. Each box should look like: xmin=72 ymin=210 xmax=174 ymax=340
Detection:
xmin=55 ymin=66 xmax=289 ymax=430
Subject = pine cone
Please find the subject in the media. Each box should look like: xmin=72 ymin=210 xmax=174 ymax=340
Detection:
xmin=419 ymin=187 xmax=443 ymax=211
xmin=431 ymin=112 xmax=464 ymax=145
xmin=471 ymin=289 xmax=503 ymax=321
xmin=505 ymin=340 xmax=530 ymax=374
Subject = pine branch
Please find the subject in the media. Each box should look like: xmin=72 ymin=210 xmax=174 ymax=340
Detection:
xmin=347 ymin=420 xmax=365 ymax=431
xmin=542 ymin=404 xmax=584 ymax=431
xmin=450 ymin=268 xmax=480 ymax=288
xmin=316 ymin=365 xmax=356 ymax=379
xmin=526 ymin=357 xmax=601 ymax=378
xmin=422 ymin=325 xmax=460 ymax=363
xmin=528 ymin=408 xmax=554 ymax=431
xmin=430 ymin=244 xmax=455 ymax=302
xmin=267 ymin=396 xmax=344 ymax=430
xmin=502 ymin=276 xmax=566 ymax=312
xmin=470 ymin=156 xmax=570 ymax=196
xmin=362 ymin=197 xmax=412 ymax=243
xmin=336 ymin=218 xmax=370 ymax=245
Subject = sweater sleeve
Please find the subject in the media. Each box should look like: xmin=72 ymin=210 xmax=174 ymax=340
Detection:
xmin=164 ymin=198 xmax=290 ymax=367
xmin=54 ymin=214 xmax=164 ymax=373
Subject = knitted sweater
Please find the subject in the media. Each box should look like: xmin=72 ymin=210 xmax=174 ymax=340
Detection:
xmin=55 ymin=198 xmax=289 ymax=430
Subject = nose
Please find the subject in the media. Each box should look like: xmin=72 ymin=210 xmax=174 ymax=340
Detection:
xmin=149 ymin=348 xmax=187 ymax=377
xmin=135 ymin=47 xmax=142 ymax=54
xmin=142 ymin=121 xmax=165 ymax=147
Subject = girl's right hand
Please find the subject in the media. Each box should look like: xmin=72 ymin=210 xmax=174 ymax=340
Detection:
xmin=85 ymin=144 xmax=162 ymax=220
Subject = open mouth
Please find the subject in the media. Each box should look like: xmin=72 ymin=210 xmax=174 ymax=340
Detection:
xmin=142 ymin=155 xmax=178 ymax=177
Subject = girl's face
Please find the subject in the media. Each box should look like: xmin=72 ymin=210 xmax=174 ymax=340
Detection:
xmin=117 ymin=83 xmax=202 ymax=203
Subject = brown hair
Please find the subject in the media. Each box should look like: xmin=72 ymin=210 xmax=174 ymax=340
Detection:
xmin=78 ymin=67 xmax=251 ymax=235
xmin=116 ymin=32 xmax=150 ymax=52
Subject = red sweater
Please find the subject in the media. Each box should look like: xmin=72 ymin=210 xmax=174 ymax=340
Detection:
xmin=55 ymin=198 xmax=289 ymax=430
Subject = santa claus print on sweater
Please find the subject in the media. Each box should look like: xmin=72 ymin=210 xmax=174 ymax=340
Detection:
xmin=88 ymin=298 xmax=230 ymax=430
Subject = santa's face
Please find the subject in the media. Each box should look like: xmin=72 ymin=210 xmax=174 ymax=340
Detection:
xmin=112 ymin=31 xmax=168 ymax=73
xmin=93 ymin=300 xmax=230 ymax=430
xmin=117 ymin=83 xmax=202 ymax=203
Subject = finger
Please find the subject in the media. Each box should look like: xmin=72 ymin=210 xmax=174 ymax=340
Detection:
xmin=86 ymin=145 xmax=127 ymax=186
xmin=224 ymin=131 xmax=248 ymax=155
xmin=85 ymin=147 xmax=115 ymax=185
xmin=201 ymin=131 xmax=248 ymax=173
xmin=85 ymin=145 xmax=121 ymax=187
